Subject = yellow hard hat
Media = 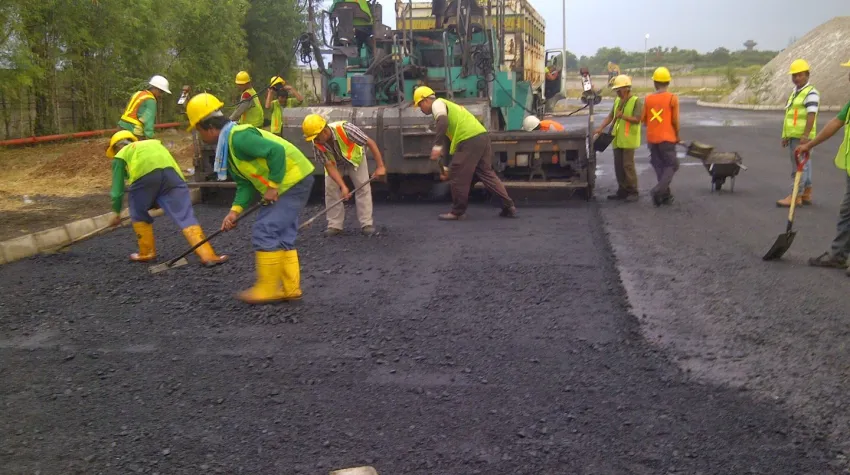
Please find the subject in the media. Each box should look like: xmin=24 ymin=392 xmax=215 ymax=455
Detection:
xmin=106 ymin=130 xmax=138 ymax=158
xmin=413 ymin=86 xmax=436 ymax=106
xmin=652 ymin=67 xmax=672 ymax=83
xmin=235 ymin=71 xmax=251 ymax=85
xmin=610 ymin=75 xmax=632 ymax=90
xmin=302 ymin=114 xmax=327 ymax=142
xmin=789 ymin=59 xmax=810 ymax=75
xmin=842 ymin=59 xmax=850 ymax=68
xmin=270 ymin=76 xmax=286 ymax=87
xmin=185 ymin=93 xmax=225 ymax=131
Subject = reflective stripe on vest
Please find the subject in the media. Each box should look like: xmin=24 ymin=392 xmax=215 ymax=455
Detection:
xmin=612 ymin=95 xmax=641 ymax=149
xmin=270 ymin=102 xmax=283 ymax=134
xmin=115 ymin=140 xmax=185 ymax=185
xmin=783 ymin=85 xmax=818 ymax=140
xmin=440 ymin=99 xmax=487 ymax=154
xmin=314 ymin=121 xmax=366 ymax=176
xmin=240 ymin=88 xmax=265 ymax=128
xmin=120 ymin=90 xmax=155 ymax=128
xmin=834 ymin=112 xmax=850 ymax=175
xmin=227 ymin=124 xmax=315 ymax=195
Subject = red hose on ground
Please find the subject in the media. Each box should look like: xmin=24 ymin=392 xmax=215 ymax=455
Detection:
xmin=0 ymin=122 xmax=183 ymax=147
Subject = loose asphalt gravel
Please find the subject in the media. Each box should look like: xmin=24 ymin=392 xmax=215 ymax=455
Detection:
xmin=1 ymin=99 xmax=849 ymax=474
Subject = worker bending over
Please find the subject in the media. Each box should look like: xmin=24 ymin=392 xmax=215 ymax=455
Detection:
xmin=186 ymin=93 xmax=316 ymax=304
xmin=266 ymin=76 xmax=303 ymax=136
xmin=118 ymin=75 xmax=171 ymax=140
xmin=796 ymin=59 xmax=850 ymax=272
xmin=779 ymin=59 xmax=820 ymax=207
xmin=302 ymin=114 xmax=386 ymax=236
xmin=106 ymin=131 xmax=228 ymax=266
xmin=413 ymin=86 xmax=517 ymax=220
xmin=594 ymin=75 xmax=642 ymax=202
xmin=642 ymin=67 xmax=680 ymax=206
xmin=231 ymin=71 xmax=265 ymax=128
xmin=522 ymin=115 xmax=565 ymax=132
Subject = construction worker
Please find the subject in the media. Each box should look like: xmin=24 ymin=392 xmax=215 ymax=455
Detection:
xmin=795 ymin=59 xmax=850 ymax=272
xmin=105 ymin=130 xmax=228 ymax=266
xmin=265 ymin=76 xmax=304 ymax=136
xmin=413 ymin=86 xmax=517 ymax=220
xmin=521 ymin=115 xmax=565 ymax=132
xmin=778 ymin=59 xmax=820 ymax=207
xmin=232 ymin=71 xmax=265 ymax=128
xmin=593 ymin=75 xmax=643 ymax=202
xmin=642 ymin=66 xmax=680 ymax=206
xmin=185 ymin=93 xmax=316 ymax=304
xmin=118 ymin=75 xmax=171 ymax=140
xmin=302 ymin=114 xmax=386 ymax=236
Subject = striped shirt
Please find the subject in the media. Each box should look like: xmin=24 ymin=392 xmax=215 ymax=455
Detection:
xmin=787 ymin=83 xmax=820 ymax=114
xmin=312 ymin=122 xmax=370 ymax=167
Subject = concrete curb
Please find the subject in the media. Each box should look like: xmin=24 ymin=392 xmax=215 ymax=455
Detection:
xmin=696 ymin=100 xmax=843 ymax=112
xmin=0 ymin=188 xmax=201 ymax=266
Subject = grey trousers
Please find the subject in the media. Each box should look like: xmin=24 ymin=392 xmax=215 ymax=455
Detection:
xmin=830 ymin=173 xmax=850 ymax=259
xmin=649 ymin=142 xmax=679 ymax=197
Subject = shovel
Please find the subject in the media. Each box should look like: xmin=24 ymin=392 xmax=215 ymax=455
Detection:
xmin=763 ymin=151 xmax=809 ymax=261
xmin=298 ymin=176 xmax=377 ymax=229
xmin=677 ymin=141 xmax=714 ymax=160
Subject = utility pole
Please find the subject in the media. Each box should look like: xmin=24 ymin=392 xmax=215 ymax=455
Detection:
xmin=644 ymin=33 xmax=650 ymax=88
xmin=562 ymin=0 xmax=567 ymax=77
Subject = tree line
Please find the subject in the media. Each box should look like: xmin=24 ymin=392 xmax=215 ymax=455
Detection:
xmin=560 ymin=46 xmax=779 ymax=74
xmin=0 ymin=0 xmax=307 ymax=136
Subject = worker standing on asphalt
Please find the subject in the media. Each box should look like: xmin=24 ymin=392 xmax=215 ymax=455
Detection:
xmin=185 ymin=93 xmax=316 ymax=304
xmin=302 ymin=114 xmax=386 ymax=236
xmin=105 ymin=130 xmax=228 ymax=266
xmin=232 ymin=71 xmax=265 ymax=128
xmin=265 ymin=76 xmax=304 ymax=136
xmin=118 ymin=75 xmax=171 ymax=140
xmin=795 ymin=59 xmax=850 ymax=272
xmin=642 ymin=67 xmax=680 ymax=206
xmin=521 ymin=115 xmax=565 ymax=132
xmin=413 ymin=86 xmax=517 ymax=220
xmin=593 ymin=75 xmax=643 ymax=202
xmin=778 ymin=59 xmax=820 ymax=208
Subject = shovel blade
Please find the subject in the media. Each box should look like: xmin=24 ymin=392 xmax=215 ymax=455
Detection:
xmin=148 ymin=257 xmax=189 ymax=274
xmin=763 ymin=231 xmax=796 ymax=261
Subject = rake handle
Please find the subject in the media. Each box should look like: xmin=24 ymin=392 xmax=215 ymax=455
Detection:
xmin=298 ymin=176 xmax=377 ymax=230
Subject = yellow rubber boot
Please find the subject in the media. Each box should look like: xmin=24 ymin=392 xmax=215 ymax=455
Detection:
xmin=236 ymin=251 xmax=285 ymax=304
xmin=776 ymin=193 xmax=802 ymax=208
xmin=281 ymin=249 xmax=303 ymax=301
xmin=130 ymin=221 xmax=156 ymax=262
xmin=801 ymin=187 xmax=813 ymax=205
xmin=182 ymin=225 xmax=229 ymax=267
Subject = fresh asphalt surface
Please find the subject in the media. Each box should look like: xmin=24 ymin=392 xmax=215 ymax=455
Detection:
xmin=0 ymin=99 xmax=849 ymax=474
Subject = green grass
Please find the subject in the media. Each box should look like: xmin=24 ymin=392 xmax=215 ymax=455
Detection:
xmin=566 ymin=86 xmax=732 ymax=101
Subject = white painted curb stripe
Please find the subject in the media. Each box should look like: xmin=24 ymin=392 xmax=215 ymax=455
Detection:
xmin=697 ymin=100 xmax=843 ymax=112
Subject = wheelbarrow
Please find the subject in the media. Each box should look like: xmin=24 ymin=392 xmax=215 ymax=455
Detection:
xmin=703 ymin=151 xmax=748 ymax=192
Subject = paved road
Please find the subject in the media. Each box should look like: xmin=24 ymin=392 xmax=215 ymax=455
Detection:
xmin=0 ymin=100 xmax=848 ymax=474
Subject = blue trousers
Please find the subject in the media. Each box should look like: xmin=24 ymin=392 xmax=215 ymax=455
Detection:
xmin=129 ymin=168 xmax=198 ymax=229
xmin=253 ymin=175 xmax=314 ymax=251
xmin=787 ymin=138 xmax=812 ymax=189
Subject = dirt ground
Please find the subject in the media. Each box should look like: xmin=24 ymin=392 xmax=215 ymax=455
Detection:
xmin=0 ymin=129 xmax=196 ymax=241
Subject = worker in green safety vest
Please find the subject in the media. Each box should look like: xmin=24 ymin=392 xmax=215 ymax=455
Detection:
xmin=232 ymin=71 xmax=265 ymax=128
xmin=593 ymin=74 xmax=643 ymax=202
xmin=413 ymin=86 xmax=517 ymax=220
xmin=265 ymin=76 xmax=304 ymax=136
xmin=118 ymin=75 xmax=171 ymax=140
xmin=186 ymin=92 xmax=316 ymax=305
xmin=795 ymin=59 xmax=850 ymax=274
xmin=105 ymin=130 xmax=228 ymax=266
xmin=778 ymin=59 xmax=820 ymax=208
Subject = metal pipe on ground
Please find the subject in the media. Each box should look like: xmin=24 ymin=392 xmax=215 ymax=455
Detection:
xmin=0 ymin=123 xmax=182 ymax=147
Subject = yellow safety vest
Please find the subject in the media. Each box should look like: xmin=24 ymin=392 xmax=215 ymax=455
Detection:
xmin=114 ymin=140 xmax=185 ymax=185
xmin=612 ymin=95 xmax=641 ymax=149
xmin=227 ymin=124 xmax=315 ymax=195
xmin=120 ymin=90 xmax=156 ymax=128
xmin=439 ymin=99 xmax=487 ymax=154
xmin=315 ymin=121 xmax=365 ymax=168
xmin=239 ymin=88 xmax=265 ymax=128
xmin=782 ymin=85 xmax=818 ymax=140
xmin=834 ymin=112 xmax=850 ymax=175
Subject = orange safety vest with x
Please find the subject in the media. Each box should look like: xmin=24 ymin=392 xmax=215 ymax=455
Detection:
xmin=120 ymin=90 xmax=156 ymax=129
xmin=643 ymin=91 xmax=679 ymax=144
xmin=314 ymin=121 xmax=365 ymax=174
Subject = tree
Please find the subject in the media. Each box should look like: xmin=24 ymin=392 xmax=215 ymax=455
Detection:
xmin=243 ymin=0 xmax=307 ymax=93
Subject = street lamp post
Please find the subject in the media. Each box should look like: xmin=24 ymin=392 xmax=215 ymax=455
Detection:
xmin=644 ymin=33 xmax=650 ymax=88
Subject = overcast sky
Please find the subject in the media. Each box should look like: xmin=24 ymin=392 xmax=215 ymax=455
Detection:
xmin=381 ymin=0 xmax=848 ymax=56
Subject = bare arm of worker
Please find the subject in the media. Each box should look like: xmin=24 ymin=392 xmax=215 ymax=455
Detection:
xmin=285 ymin=85 xmax=304 ymax=102
xmin=364 ymin=136 xmax=386 ymax=178
xmin=323 ymin=159 xmax=351 ymax=199
xmin=264 ymin=89 xmax=274 ymax=109
xmin=796 ymin=118 xmax=844 ymax=155
xmin=801 ymin=112 xmax=816 ymax=145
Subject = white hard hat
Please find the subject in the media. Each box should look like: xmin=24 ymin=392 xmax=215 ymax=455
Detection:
xmin=148 ymin=75 xmax=171 ymax=94
xmin=522 ymin=115 xmax=541 ymax=132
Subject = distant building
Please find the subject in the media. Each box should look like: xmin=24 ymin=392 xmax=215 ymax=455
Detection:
xmin=743 ymin=40 xmax=757 ymax=51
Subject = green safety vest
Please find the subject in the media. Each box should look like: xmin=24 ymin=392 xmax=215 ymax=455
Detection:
xmin=115 ymin=139 xmax=184 ymax=185
xmin=439 ymin=99 xmax=487 ymax=154
xmin=239 ymin=88 xmax=265 ymax=128
xmin=612 ymin=95 xmax=641 ymax=149
xmin=270 ymin=101 xmax=283 ymax=134
xmin=315 ymin=121 xmax=365 ymax=172
xmin=227 ymin=124 xmax=315 ymax=194
xmin=834 ymin=112 xmax=850 ymax=175
xmin=782 ymin=85 xmax=818 ymax=140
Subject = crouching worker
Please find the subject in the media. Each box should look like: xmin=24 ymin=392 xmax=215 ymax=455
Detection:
xmin=106 ymin=130 xmax=228 ymax=266
xmin=521 ymin=115 xmax=565 ymax=132
xmin=185 ymin=93 xmax=316 ymax=304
